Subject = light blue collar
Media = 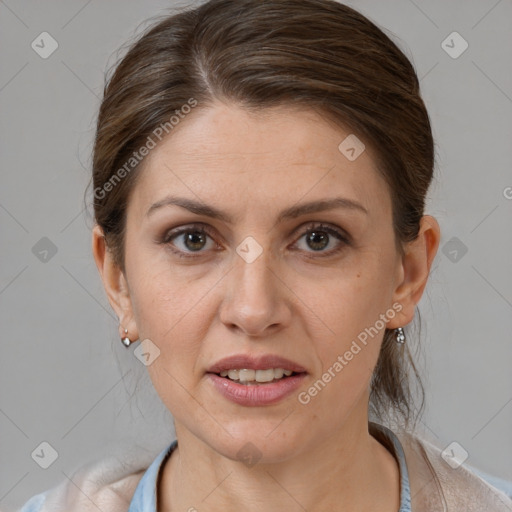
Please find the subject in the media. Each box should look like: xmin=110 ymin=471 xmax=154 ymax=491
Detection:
xmin=369 ymin=422 xmax=412 ymax=512
xmin=127 ymin=439 xmax=177 ymax=512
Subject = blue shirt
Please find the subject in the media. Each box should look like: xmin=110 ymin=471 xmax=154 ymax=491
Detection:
xmin=18 ymin=423 xmax=512 ymax=512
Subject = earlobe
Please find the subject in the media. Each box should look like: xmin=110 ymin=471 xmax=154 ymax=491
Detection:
xmin=91 ymin=225 xmax=138 ymax=338
xmin=388 ymin=215 xmax=441 ymax=329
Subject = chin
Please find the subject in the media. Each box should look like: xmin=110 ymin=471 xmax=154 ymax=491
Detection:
xmin=211 ymin=424 xmax=304 ymax=465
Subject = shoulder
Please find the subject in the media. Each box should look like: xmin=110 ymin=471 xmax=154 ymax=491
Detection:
xmin=17 ymin=448 xmax=152 ymax=512
xmin=397 ymin=428 xmax=512 ymax=511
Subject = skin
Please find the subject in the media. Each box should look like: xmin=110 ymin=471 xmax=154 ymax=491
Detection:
xmin=92 ymin=102 xmax=440 ymax=512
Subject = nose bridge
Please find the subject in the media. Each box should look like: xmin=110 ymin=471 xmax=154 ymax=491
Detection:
xmin=220 ymin=237 xmax=288 ymax=335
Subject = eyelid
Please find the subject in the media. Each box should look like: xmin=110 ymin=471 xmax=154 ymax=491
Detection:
xmin=160 ymin=223 xmax=217 ymax=245
xmin=290 ymin=221 xmax=351 ymax=242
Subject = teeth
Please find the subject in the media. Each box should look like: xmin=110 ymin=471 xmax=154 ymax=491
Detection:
xmin=219 ymin=368 xmax=294 ymax=382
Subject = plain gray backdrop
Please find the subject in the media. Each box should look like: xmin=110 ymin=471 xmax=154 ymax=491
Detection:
xmin=1 ymin=0 xmax=511 ymax=510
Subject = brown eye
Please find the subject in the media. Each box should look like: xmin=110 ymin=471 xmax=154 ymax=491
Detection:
xmin=305 ymin=230 xmax=330 ymax=251
xmin=180 ymin=231 xmax=208 ymax=251
xmin=161 ymin=225 xmax=217 ymax=258
xmin=293 ymin=223 xmax=350 ymax=257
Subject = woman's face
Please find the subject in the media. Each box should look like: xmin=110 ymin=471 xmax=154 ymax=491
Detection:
xmin=112 ymin=103 xmax=412 ymax=462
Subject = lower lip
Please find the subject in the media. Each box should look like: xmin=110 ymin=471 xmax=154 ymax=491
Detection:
xmin=206 ymin=373 xmax=307 ymax=406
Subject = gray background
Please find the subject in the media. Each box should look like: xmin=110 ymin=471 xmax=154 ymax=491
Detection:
xmin=1 ymin=0 xmax=511 ymax=510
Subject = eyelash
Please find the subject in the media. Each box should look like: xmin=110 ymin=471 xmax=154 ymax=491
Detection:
xmin=159 ymin=222 xmax=351 ymax=260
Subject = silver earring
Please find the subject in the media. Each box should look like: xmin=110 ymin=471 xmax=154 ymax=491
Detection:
xmin=121 ymin=328 xmax=132 ymax=348
xmin=395 ymin=327 xmax=406 ymax=344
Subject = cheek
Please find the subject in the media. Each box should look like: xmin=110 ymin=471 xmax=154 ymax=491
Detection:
xmin=306 ymin=303 xmax=384 ymax=419
xmin=303 ymin=251 xmax=393 ymax=391
xmin=128 ymin=249 xmax=200 ymax=332
xmin=298 ymin=253 xmax=392 ymax=341
xmin=131 ymin=274 xmax=206 ymax=412
xmin=127 ymin=259 xmax=216 ymax=380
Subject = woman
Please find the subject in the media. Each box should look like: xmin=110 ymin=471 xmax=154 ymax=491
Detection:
xmin=19 ymin=0 xmax=512 ymax=511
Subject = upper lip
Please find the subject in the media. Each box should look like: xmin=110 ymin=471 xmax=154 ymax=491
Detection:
xmin=207 ymin=354 xmax=308 ymax=374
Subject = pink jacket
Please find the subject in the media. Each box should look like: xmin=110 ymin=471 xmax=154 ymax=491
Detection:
xmin=393 ymin=428 xmax=512 ymax=511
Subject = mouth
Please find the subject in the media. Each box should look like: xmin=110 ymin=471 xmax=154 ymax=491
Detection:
xmin=205 ymin=354 xmax=308 ymax=405
xmin=208 ymin=368 xmax=307 ymax=385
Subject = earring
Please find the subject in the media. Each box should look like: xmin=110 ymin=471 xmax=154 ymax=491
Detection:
xmin=121 ymin=327 xmax=132 ymax=348
xmin=395 ymin=327 xmax=406 ymax=344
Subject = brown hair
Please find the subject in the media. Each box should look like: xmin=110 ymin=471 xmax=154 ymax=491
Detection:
xmin=87 ymin=0 xmax=435 ymax=431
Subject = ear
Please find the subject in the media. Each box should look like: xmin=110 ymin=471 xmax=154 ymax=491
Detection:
xmin=387 ymin=215 xmax=441 ymax=329
xmin=92 ymin=224 xmax=139 ymax=341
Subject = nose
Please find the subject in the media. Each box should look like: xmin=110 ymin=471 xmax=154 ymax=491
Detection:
xmin=219 ymin=246 xmax=292 ymax=337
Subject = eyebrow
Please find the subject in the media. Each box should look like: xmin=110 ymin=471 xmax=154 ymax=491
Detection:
xmin=146 ymin=195 xmax=368 ymax=223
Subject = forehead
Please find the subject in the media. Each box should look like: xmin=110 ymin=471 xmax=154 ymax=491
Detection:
xmin=130 ymin=103 xmax=390 ymax=220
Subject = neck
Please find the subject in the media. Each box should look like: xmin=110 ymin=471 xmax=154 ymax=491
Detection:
xmin=158 ymin=417 xmax=400 ymax=512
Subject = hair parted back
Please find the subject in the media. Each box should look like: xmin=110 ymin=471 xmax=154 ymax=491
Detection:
xmin=87 ymin=0 xmax=436 ymax=432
